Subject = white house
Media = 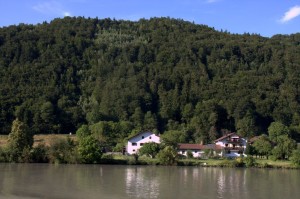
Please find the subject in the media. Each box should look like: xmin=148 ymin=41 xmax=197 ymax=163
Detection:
xmin=127 ymin=132 xmax=160 ymax=155
xmin=214 ymin=133 xmax=247 ymax=157
xmin=177 ymin=143 xmax=222 ymax=158
xmin=177 ymin=144 xmax=206 ymax=158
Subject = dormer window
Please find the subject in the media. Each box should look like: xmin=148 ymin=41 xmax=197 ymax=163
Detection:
xmin=142 ymin=136 xmax=144 ymax=139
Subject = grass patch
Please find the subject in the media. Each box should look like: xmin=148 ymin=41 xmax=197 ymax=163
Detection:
xmin=255 ymin=159 xmax=295 ymax=169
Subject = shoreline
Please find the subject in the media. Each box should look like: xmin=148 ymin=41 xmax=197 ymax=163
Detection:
xmin=0 ymin=155 xmax=298 ymax=169
xmin=98 ymin=155 xmax=299 ymax=169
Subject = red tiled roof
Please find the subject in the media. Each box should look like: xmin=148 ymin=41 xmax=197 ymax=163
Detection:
xmin=214 ymin=132 xmax=240 ymax=142
xmin=178 ymin=143 xmax=206 ymax=150
xmin=178 ymin=143 xmax=223 ymax=150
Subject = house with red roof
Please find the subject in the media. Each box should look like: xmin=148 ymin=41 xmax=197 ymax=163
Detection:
xmin=177 ymin=133 xmax=247 ymax=158
xmin=214 ymin=133 xmax=247 ymax=157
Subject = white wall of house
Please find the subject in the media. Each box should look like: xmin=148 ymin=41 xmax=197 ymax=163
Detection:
xmin=178 ymin=150 xmax=205 ymax=158
xmin=215 ymin=135 xmax=247 ymax=149
xmin=127 ymin=132 xmax=160 ymax=154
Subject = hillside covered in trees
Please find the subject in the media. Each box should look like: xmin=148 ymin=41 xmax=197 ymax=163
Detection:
xmin=0 ymin=17 xmax=300 ymax=146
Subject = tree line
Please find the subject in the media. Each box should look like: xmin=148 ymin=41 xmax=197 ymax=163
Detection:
xmin=0 ymin=17 xmax=300 ymax=148
xmin=2 ymin=118 xmax=300 ymax=166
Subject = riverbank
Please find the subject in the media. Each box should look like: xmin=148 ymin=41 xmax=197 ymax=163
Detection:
xmin=100 ymin=154 xmax=298 ymax=169
xmin=0 ymin=134 xmax=298 ymax=169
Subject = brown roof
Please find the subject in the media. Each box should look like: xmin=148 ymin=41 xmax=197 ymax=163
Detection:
xmin=178 ymin=143 xmax=206 ymax=150
xmin=178 ymin=143 xmax=223 ymax=150
xmin=214 ymin=132 xmax=240 ymax=142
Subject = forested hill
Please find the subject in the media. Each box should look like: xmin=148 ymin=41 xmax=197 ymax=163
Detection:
xmin=1 ymin=17 xmax=300 ymax=144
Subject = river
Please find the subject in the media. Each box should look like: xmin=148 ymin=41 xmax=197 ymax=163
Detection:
xmin=0 ymin=164 xmax=299 ymax=199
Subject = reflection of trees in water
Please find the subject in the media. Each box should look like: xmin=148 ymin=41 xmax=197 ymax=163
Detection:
xmin=125 ymin=167 xmax=159 ymax=199
xmin=216 ymin=169 xmax=247 ymax=198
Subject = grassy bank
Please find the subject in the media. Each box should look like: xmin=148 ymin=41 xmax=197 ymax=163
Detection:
xmin=177 ymin=158 xmax=297 ymax=168
xmin=96 ymin=154 xmax=298 ymax=169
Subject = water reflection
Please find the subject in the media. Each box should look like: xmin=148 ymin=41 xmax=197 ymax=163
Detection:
xmin=215 ymin=168 xmax=249 ymax=198
xmin=125 ymin=167 xmax=159 ymax=199
xmin=0 ymin=164 xmax=300 ymax=199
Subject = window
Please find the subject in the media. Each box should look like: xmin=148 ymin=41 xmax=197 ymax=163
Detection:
xmin=225 ymin=144 xmax=228 ymax=147
xmin=149 ymin=136 xmax=152 ymax=139
xmin=132 ymin=143 xmax=137 ymax=146
xmin=140 ymin=143 xmax=144 ymax=146
xmin=133 ymin=149 xmax=136 ymax=152
xmin=142 ymin=136 xmax=144 ymax=139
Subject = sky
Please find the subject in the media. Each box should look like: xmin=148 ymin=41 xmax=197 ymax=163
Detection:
xmin=0 ymin=0 xmax=300 ymax=37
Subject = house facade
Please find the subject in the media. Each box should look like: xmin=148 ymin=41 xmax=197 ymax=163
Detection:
xmin=127 ymin=132 xmax=160 ymax=155
xmin=178 ymin=144 xmax=206 ymax=158
xmin=214 ymin=133 xmax=247 ymax=157
xmin=178 ymin=143 xmax=222 ymax=158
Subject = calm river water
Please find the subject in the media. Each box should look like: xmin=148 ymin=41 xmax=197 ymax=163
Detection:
xmin=0 ymin=164 xmax=299 ymax=199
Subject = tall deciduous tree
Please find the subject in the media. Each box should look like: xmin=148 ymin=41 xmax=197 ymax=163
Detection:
xmin=268 ymin=122 xmax=290 ymax=143
xmin=252 ymin=135 xmax=272 ymax=159
xmin=272 ymin=135 xmax=296 ymax=160
xmin=7 ymin=118 xmax=33 ymax=162
xmin=161 ymin=130 xmax=187 ymax=147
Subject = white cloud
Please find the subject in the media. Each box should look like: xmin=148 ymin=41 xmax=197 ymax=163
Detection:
xmin=33 ymin=1 xmax=71 ymax=17
xmin=206 ymin=0 xmax=220 ymax=3
xmin=280 ymin=5 xmax=300 ymax=23
xmin=64 ymin=12 xmax=71 ymax=17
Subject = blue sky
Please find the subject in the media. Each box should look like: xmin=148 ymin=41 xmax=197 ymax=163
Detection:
xmin=0 ymin=0 xmax=300 ymax=37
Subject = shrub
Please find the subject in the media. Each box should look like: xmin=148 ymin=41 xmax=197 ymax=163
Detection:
xmin=77 ymin=135 xmax=103 ymax=164
xmin=219 ymin=159 xmax=236 ymax=167
xmin=0 ymin=147 xmax=9 ymax=162
xmin=290 ymin=149 xmax=300 ymax=167
xmin=244 ymin=156 xmax=256 ymax=167
xmin=20 ymin=146 xmax=32 ymax=163
xmin=219 ymin=158 xmax=245 ymax=167
xmin=31 ymin=144 xmax=49 ymax=163
xmin=157 ymin=146 xmax=178 ymax=165
xmin=186 ymin=150 xmax=194 ymax=159
xmin=48 ymin=137 xmax=78 ymax=164
xmin=138 ymin=142 xmax=161 ymax=158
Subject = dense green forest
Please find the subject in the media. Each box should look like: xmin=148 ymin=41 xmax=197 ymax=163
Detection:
xmin=1 ymin=17 xmax=300 ymax=146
